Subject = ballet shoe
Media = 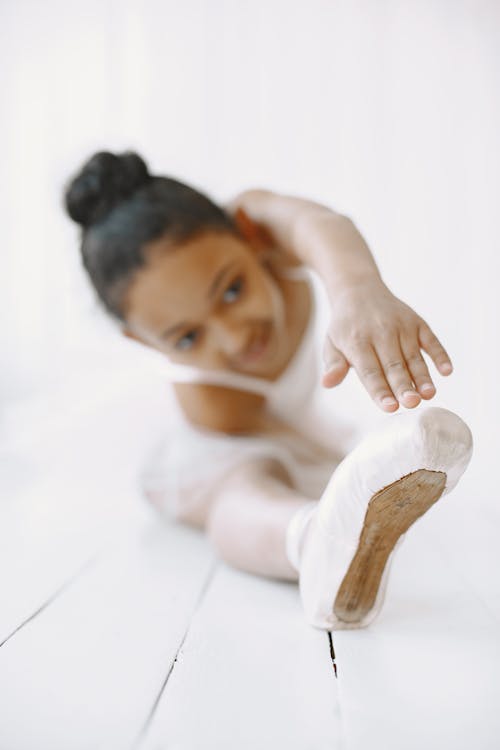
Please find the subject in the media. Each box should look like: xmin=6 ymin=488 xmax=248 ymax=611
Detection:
xmin=298 ymin=406 xmax=473 ymax=630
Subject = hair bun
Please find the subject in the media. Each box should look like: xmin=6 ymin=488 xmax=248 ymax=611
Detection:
xmin=64 ymin=151 xmax=151 ymax=228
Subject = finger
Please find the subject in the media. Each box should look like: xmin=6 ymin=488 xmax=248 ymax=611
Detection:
xmin=322 ymin=341 xmax=350 ymax=388
xmin=350 ymin=342 xmax=401 ymax=411
xmin=374 ymin=334 xmax=421 ymax=408
xmin=418 ymin=321 xmax=453 ymax=375
xmin=399 ymin=332 xmax=436 ymax=399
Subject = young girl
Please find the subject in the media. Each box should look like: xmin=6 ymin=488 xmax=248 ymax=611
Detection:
xmin=64 ymin=151 xmax=473 ymax=630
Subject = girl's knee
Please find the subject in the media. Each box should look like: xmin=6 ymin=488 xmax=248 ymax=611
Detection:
xmin=219 ymin=456 xmax=295 ymax=492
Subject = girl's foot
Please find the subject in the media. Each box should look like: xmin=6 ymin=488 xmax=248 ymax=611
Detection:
xmin=295 ymin=406 xmax=473 ymax=630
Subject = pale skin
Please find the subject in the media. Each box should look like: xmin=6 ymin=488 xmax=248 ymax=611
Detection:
xmin=123 ymin=190 xmax=453 ymax=582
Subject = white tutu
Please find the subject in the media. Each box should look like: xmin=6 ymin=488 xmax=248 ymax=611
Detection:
xmin=140 ymin=410 xmax=341 ymax=526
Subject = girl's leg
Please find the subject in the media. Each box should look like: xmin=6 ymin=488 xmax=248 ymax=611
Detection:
xmin=204 ymin=457 xmax=317 ymax=582
xmin=171 ymin=406 xmax=473 ymax=631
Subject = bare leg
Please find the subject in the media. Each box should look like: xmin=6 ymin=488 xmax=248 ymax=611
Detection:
xmin=204 ymin=457 xmax=317 ymax=582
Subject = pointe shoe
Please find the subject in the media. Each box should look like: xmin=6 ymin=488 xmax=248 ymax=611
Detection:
xmin=298 ymin=406 xmax=473 ymax=630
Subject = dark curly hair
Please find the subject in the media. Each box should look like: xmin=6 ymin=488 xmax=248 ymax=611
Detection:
xmin=63 ymin=151 xmax=237 ymax=320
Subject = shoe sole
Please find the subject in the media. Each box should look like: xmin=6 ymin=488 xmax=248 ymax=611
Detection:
xmin=333 ymin=468 xmax=447 ymax=623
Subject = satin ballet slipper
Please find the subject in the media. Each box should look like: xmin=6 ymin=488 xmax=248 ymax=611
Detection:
xmin=298 ymin=406 xmax=473 ymax=630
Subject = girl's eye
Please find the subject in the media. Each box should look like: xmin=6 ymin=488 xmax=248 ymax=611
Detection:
xmin=222 ymin=276 xmax=244 ymax=304
xmin=175 ymin=329 xmax=199 ymax=351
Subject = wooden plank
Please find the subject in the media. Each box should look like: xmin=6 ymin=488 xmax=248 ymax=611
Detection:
xmin=0 ymin=474 xmax=148 ymax=645
xmin=139 ymin=563 xmax=342 ymax=750
xmin=0 ymin=514 xmax=215 ymax=750
xmin=0 ymin=376 xmax=171 ymax=643
xmin=333 ymin=477 xmax=500 ymax=750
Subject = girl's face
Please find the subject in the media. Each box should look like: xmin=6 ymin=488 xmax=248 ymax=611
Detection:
xmin=123 ymin=230 xmax=287 ymax=377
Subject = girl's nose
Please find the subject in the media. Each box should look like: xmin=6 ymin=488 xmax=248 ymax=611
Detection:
xmin=212 ymin=316 xmax=248 ymax=356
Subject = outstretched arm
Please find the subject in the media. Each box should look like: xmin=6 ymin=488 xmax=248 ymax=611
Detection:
xmin=225 ymin=188 xmax=382 ymax=291
xmin=224 ymin=188 xmax=453 ymax=413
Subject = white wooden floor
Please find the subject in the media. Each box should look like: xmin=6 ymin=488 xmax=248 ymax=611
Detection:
xmin=2 ymin=371 xmax=499 ymax=750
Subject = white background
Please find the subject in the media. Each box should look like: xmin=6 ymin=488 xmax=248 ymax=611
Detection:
xmin=1 ymin=0 xmax=499 ymax=503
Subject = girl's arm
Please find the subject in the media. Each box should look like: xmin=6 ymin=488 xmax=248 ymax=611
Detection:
xmin=224 ymin=189 xmax=454 ymax=413
xmin=225 ymin=188 xmax=382 ymax=297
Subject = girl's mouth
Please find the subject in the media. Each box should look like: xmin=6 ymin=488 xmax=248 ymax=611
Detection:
xmin=235 ymin=325 xmax=272 ymax=367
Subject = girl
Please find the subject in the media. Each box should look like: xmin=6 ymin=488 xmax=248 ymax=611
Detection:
xmin=64 ymin=151 xmax=473 ymax=630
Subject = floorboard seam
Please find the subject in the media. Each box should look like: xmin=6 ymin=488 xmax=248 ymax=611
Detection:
xmin=327 ymin=631 xmax=347 ymax=749
xmin=328 ymin=631 xmax=338 ymax=678
xmin=131 ymin=558 xmax=219 ymax=749
xmin=0 ymin=554 xmax=99 ymax=648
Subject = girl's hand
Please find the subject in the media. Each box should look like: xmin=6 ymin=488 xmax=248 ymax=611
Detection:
xmin=322 ymin=280 xmax=454 ymax=411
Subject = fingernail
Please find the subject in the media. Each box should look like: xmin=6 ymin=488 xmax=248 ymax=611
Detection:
xmin=402 ymin=390 xmax=420 ymax=400
xmin=324 ymin=356 xmax=347 ymax=373
xmin=323 ymin=359 xmax=337 ymax=371
xmin=440 ymin=362 xmax=453 ymax=374
xmin=421 ymin=383 xmax=435 ymax=393
xmin=382 ymin=396 xmax=397 ymax=406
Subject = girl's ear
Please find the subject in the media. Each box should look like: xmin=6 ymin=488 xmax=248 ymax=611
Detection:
xmin=233 ymin=207 xmax=275 ymax=254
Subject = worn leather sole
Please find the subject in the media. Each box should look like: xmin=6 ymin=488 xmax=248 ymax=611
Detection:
xmin=333 ymin=469 xmax=447 ymax=623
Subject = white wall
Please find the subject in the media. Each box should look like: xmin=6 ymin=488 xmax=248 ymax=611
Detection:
xmin=2 ymin=0 xmax=499 ymax=496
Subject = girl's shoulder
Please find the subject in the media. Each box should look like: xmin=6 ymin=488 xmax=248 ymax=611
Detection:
xmin=172 ymin=382 xmax=268 ymax=435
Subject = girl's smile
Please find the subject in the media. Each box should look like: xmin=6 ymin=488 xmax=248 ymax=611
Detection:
xmin=231 ymin=321 xmax=273 ymax=367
